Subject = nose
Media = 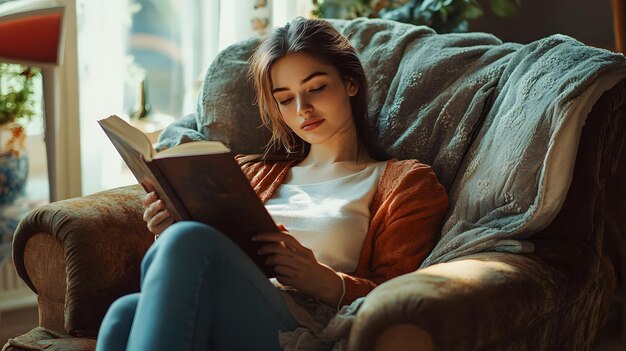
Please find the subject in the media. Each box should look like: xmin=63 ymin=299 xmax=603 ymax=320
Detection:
xmin=296 ymin=96 xmax=313 ymax=117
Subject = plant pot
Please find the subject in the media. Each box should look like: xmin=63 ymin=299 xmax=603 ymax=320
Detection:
xmin=0 ymin=124 xmax=28 ymax=206
xmin=0 ymin=150 xmax=28 ymax=207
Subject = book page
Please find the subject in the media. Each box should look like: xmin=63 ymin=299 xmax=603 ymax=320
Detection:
xmin=99 ymin=115 xmax=154 ymax=159
xmin=99 ymin=115 xmax=187 ymax=221
xmin=154 ymin=141 xmax=230 ymax=159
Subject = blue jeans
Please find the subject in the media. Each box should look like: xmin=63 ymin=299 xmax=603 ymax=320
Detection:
xmin=96 ymin=222 xmax=298 ymax=351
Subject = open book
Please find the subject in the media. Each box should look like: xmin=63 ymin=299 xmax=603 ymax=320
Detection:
xmin=99 ymin=115 xmax=277 ymax=276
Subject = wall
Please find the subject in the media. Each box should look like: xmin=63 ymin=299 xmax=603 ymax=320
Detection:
xmin=469 ymin=0 xmax=615 ymax=50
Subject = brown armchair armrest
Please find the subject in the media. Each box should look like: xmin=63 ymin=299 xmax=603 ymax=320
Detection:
xmin=12 ymin=185 xmax=154 ymax=337
xmin=349 ymin=239 xmax=607 ymax=351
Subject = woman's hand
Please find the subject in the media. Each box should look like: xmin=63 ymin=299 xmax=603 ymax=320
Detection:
xmin=254 ymin=225 xmax=344 ymax=308
xmin=142 ymin=191 xmax=175 ymax=236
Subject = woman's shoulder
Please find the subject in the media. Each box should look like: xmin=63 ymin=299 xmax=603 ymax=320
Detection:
xmin=235 ymin=154 xmax=264 ymax=165
xmin=384 ymin=159 xmax=436 ymax=178
xmin=235 ymin=154 xmax=295 ymax=179
xmin=235 ymin=154 xmax=297 ymax=165
xmin=380 ymin=159 xmax=446 ymax=195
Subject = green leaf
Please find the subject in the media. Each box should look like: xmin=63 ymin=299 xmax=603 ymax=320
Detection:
xmin=418 ymin=0 xmax=438 ymax=13
xmin=0 ymin=63 xmax=39 ymax=125
xmin=490 ymin=0 xmax=519 ymax=17
xmin=463 ymin=2 xmax=484 ymax=20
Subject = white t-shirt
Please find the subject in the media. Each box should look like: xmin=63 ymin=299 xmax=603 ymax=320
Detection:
xmin=265 ymin=162 xmax=387 ymax=273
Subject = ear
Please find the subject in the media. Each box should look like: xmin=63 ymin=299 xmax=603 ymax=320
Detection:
xmin=346 ymin=78 xmax=359 ymax=97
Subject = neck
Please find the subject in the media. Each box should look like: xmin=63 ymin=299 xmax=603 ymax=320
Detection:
xmin=299 ymin=125 xmax=369 ymax=166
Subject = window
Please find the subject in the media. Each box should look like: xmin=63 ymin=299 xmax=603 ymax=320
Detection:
xmin=78 ymin=0 xmax=311 ymax=195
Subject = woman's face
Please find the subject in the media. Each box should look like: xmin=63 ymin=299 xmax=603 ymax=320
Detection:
xmin=270 ymin=52 xmax=358 ymax=146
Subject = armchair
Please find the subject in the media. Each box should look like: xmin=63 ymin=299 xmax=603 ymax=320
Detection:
xmin=4 ymin=18 xmax=626 ymax=351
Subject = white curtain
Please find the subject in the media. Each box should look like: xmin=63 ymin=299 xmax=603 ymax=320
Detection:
xmin=77 ymin=0 xmax=311 ymax=195
xmin=77 ymin=0 xmax=130 ymax=194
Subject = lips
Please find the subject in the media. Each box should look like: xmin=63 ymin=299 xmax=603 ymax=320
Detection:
xmin=300 ymin=119 xmax=325 ymax=131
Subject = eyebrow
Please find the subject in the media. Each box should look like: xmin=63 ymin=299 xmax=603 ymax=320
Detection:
xmin=271 ymin=71 xmax=328 ymax=94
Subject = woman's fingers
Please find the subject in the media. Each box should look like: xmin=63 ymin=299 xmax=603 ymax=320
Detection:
xmin=258 ymin=242 xmax=298 ymax=255
xmin=151 ymin=216 xmax=175 ymax=235
xmin=142 ymin=191 xmax=158 ymax=207
xmin=150 ymin=208 xmax=171 ymax=226
xmin=143 ymin=199 xmax=165 ymax=222
xmin=254 ymin=232 xmax=303 ymax=251
xmin=264 ymin=252 xmax=302 ymax=267
xmin=142 ymin=191 xmax=175 ymax=235
xmin=274 ymin=265 xmax=299 ymax=280
xmin=147 ymin=209 xmax=172 ymax=233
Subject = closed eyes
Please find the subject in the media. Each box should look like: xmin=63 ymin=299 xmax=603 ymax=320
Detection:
xmin=310 ymin=85 xmax=326 ymax=92
xmin=277 ymin=85 xmax=327 ymax=105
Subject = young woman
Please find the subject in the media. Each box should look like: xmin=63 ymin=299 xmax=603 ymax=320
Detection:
xmin=96 ymin=17 xmax=447 ymax=351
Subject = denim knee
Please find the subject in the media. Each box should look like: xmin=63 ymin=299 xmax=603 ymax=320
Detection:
xmin=99 ymin=294 xmax=139 ymax=336
xmin=155 ymin=221 xmax=233 ymax=260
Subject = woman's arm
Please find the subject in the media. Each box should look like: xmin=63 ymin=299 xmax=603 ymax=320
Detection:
xmin=338 ymin=161 xmax=449 ymax=306
xmin=254 ymin=226 xmax=345 ymax=308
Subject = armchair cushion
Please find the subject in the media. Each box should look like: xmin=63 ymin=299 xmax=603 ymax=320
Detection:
xmin=3 ymin=327 xmax=95 ymax=351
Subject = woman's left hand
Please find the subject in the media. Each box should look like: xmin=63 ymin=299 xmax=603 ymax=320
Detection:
xmin=254 ymin=225 xmax=344 ymax=308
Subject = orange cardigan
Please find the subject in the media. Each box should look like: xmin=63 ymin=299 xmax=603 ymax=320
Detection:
xmin=238 ymin=157 xmax=448 ymax=307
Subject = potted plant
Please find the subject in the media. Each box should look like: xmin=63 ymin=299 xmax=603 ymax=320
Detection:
xmin=0 ymin=62 xmax=40 ymax=206
xmin=0 ymin=63 xmax=39 ymax=153
xmin=312 ymin=0 xmax=520 ymax=34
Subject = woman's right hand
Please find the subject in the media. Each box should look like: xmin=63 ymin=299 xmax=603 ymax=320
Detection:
xmin=142 ymin=191 xmax=175 ymax=236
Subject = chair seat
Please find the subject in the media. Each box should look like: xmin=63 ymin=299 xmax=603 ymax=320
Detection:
xmin=3 ymin=327 xmax=95 ymax=351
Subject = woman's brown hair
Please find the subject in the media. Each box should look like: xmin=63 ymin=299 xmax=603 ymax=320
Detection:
xmin=248 ymin=17 xmax=369 ymax=161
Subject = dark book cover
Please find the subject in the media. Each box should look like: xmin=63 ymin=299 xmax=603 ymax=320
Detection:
xmin=99 ymin=115 xmax=277 ymax=277
xmin=150 ymin=153 xmax=277 ymax=276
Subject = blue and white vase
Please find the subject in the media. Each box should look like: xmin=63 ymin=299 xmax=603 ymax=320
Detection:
xmin=0 ymin=124 xmax=29 ymax=207
xmin=0 ymin=151 xmax=28 ymax=207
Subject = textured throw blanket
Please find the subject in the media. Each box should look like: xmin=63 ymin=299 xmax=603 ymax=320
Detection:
xmin=155 ymin=18 xmax=626 ymax=349
xmin=328 ymin=19 xmax=626 ymax=267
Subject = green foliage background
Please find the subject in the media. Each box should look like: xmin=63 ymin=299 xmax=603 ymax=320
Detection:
xmin=0 ymin=63 xmax=40 ymax=126
xmin=312 ymin=0 xmax=520 ymax=33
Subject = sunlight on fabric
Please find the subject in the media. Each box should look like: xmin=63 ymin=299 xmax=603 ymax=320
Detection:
xmin=418 ymin=258 xmax=517 ymax=281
